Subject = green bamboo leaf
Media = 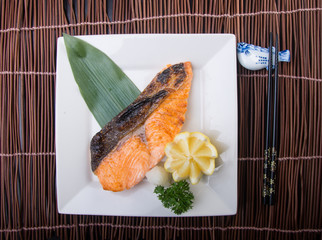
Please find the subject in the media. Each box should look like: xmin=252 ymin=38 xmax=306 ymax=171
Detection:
xmin=63 ymin=33 xmax=141 ymax=127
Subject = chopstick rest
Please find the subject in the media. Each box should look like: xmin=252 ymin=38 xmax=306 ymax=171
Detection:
xmin=237 ymin=42 xmax=290 ymax=71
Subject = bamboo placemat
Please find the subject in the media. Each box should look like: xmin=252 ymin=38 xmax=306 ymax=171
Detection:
xmin=1 ymin=0 xmax=321 ymax=239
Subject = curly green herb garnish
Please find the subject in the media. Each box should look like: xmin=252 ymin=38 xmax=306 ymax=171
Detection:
xmin=154 ymin=180 xmax=194 ymax=215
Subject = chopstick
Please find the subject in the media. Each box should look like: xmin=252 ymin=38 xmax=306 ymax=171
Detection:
xmin=263 ymin=33 xmax=273 ymax=205
xmin=269 ymin=34 xmax=279 ymax=205
xmin=263 ymin=33 xmax=279 ymax=205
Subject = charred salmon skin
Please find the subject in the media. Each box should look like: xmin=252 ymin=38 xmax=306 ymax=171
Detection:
xmin=91 ymin=62 xmax=193 ymax=191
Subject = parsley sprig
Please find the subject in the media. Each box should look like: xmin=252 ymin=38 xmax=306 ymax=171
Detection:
xmin=154 ymin=180 xmax=194 ymax=215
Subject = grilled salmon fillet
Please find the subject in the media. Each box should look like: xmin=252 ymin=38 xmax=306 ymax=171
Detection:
xmin=91 ymin=62 xmax=193 ymax=191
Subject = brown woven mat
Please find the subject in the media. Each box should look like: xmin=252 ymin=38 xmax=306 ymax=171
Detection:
xmin=1 ymin=0 xmax=321 ymax=239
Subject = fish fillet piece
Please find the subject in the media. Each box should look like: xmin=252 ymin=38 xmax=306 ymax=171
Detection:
xmin=91 ymin=62 xmax=193 ymax=191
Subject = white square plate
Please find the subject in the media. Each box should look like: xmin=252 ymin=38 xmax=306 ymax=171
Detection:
xmin=56 ymin=34 xmax=237 ymax=216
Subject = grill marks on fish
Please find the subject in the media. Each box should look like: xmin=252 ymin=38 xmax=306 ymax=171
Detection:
xmin=115 ymin=89 xmax=168 ymax=131
xmin=90 ymin=90 xmax=168 ymax=172
xmin=90 ymin=62 xmax=193 ymax=191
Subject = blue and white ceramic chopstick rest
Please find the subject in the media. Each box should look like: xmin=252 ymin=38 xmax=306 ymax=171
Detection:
xmin=237 ymin=42 xmax=290 ymax=71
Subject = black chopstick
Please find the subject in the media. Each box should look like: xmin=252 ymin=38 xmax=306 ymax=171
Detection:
xmin=263 ymin=33 xmax=273 ymax=204
xmin=269 ymin=33 xmax=279 ymax=205
xmin=263 ymin=33 xmax=279 ymax=205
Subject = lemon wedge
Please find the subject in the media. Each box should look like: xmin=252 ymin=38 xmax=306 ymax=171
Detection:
xmin=164 ymin=132 xmax=218 ymax=185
